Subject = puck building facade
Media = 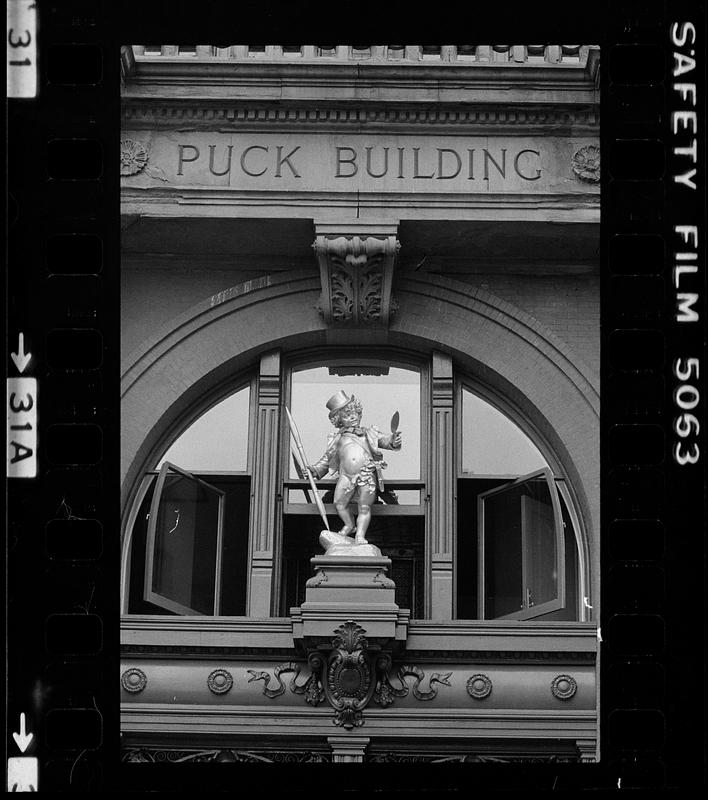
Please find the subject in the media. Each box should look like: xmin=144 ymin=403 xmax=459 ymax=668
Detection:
xmin=119 ymin=45 xmax=600 ymax=764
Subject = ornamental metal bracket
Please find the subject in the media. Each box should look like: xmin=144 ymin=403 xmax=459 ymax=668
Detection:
xmin=313 ymin=225 xmax=400 ymax=327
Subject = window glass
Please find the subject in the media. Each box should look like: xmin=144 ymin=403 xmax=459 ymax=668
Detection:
xmin=461 ymin=388 xmax=546 ymax=474
xmin=289 ymin=366 xmax=420 ymax=480
xmin=145 ymin=466 xmax=224 ymax=615
xmin=128 ymin=473 xmax=250 ymax=616
xmin=157 ymin=385 xmax=250 ymax=472
xmin=481 ymin=471 xmax=564 ymax=619
xmin=482 ymin=483 xmax=523 ymax=617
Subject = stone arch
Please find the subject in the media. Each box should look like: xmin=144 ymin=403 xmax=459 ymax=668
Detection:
xmin=121 ymin=269 xmax=599 ymax=599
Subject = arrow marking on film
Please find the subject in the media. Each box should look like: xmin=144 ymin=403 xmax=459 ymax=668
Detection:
xmin=13 ymin=713 xmax=34 ymax=753
xmin=11 ymin=333 xmax=32 ymax=374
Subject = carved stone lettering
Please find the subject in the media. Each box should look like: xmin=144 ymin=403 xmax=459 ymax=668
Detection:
xmin=118 ymin=132 xmax=605 ymax=194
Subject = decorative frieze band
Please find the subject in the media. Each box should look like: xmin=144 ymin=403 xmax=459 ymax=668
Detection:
xmin=121 ymin=105 xmax=600 ymax=130
xmin=122 ymin=748 xmax=330 ymax=763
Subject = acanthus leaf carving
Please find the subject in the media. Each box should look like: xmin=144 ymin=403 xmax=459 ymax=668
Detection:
xmin=326 ymin=621 xmax=374 ymax=729
xmin=313 ymin=234 xmax=400 ymax=327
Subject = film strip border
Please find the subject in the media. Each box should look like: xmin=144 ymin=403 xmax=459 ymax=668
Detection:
xmin=5 ymin=1 xmax=706 ymax=793
xmin=7 ymin=0 xmax=119 ymax=792
xmin=601 ymin=6 xmax=705 ymax=792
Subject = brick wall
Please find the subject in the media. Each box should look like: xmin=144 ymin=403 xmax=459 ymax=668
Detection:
xmin=446 ymin=272 xmax=600 ymax=378
xmin=123 ymin=266 xmax=600 ymax=379
xmin=122 ymin=267 xmax=272 ymax=360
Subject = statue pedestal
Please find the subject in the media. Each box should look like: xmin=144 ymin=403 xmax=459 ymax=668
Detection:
xmin=291 ymin=556 xmax=409 ymax=652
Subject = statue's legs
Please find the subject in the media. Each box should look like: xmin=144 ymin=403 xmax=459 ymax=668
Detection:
xmin=333 ymin=479 xmax=357 ymax=536
xmin=354 ymin=486 xmax=377 ymax=544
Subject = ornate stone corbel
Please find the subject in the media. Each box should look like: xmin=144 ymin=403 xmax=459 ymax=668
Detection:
xmin=313 ymin=228 xmax=400 ymax=326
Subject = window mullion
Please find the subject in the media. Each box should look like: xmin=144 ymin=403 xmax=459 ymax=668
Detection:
xmin=429 ymin=351 xmax=455 ymax=619
xmin=521 ymin=503 xmax=529 ymax=610
xmin=245 ymin=350 xmax=282 ymax=616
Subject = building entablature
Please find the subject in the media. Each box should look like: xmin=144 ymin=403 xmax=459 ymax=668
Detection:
xmin=121 ymin=45 xmax=600 ymax=110
xmin=121 ymin=615 xmax=597 ymax=749
xmin=121 ymin=615 xmax=599 ymax=656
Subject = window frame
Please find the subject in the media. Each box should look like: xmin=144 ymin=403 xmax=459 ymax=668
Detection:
xmin=121 ymin=354 xmax=590 ymax=624
xmin=277 ymin=349 xmax=430 ymax=615
xmin=143 ymin=461 xmax=226 ymax=616
xmin=455 ymin=378 xmax=588 ymax=622
xmin=477 ymin=466 xmax=566 ymax=620
xmin=121 ymin=374 xmax=255 ymax=616
xmin=281 ymin=351 xmax=428 ymax=480
xmin=555 ymin=477 xmax=590 ymax=622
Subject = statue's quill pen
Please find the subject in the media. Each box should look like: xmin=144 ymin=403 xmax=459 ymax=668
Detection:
xmin=285 ymin=406 xmax=331 ymax=532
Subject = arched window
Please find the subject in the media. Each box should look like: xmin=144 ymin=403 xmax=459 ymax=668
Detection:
xmin=125 ymin=382 xmax=253 ymax=615
xmin=456 ymin=385 xmax=581 ymax=621
xmin=122 ymin=352 xmax=584 ymax=622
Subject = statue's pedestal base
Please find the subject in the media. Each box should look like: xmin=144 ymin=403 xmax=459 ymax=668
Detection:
xmin=291 ymin=555 xmax=409 ymax=652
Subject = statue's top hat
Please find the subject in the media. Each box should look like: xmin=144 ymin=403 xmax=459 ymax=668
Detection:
xmin=326 ymin=390 xmax=352 ymax=413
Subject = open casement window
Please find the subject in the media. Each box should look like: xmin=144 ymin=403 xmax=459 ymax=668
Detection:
xmin=478 ymin=467 xmax=565 ymax=620
xmin=144 ymin=462 xmax=225 ymax=615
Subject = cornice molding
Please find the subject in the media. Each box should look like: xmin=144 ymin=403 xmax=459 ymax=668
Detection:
xmin=122 ymin=102 xmax=599 ymax=133
xmin=120 ymin=643 xmax=597 ymax=663
xmin=125 ymin=59 xmax=599 ymax=90
xmin=120 ymin=616 xmax=599 ymax=659
xmin=120 ymin=189 xmax=600 ymax=224
xmin=120 ymin=253 xmax=599 ymax=276
xmin=121 ymin=702 xmax=598 ymax=738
